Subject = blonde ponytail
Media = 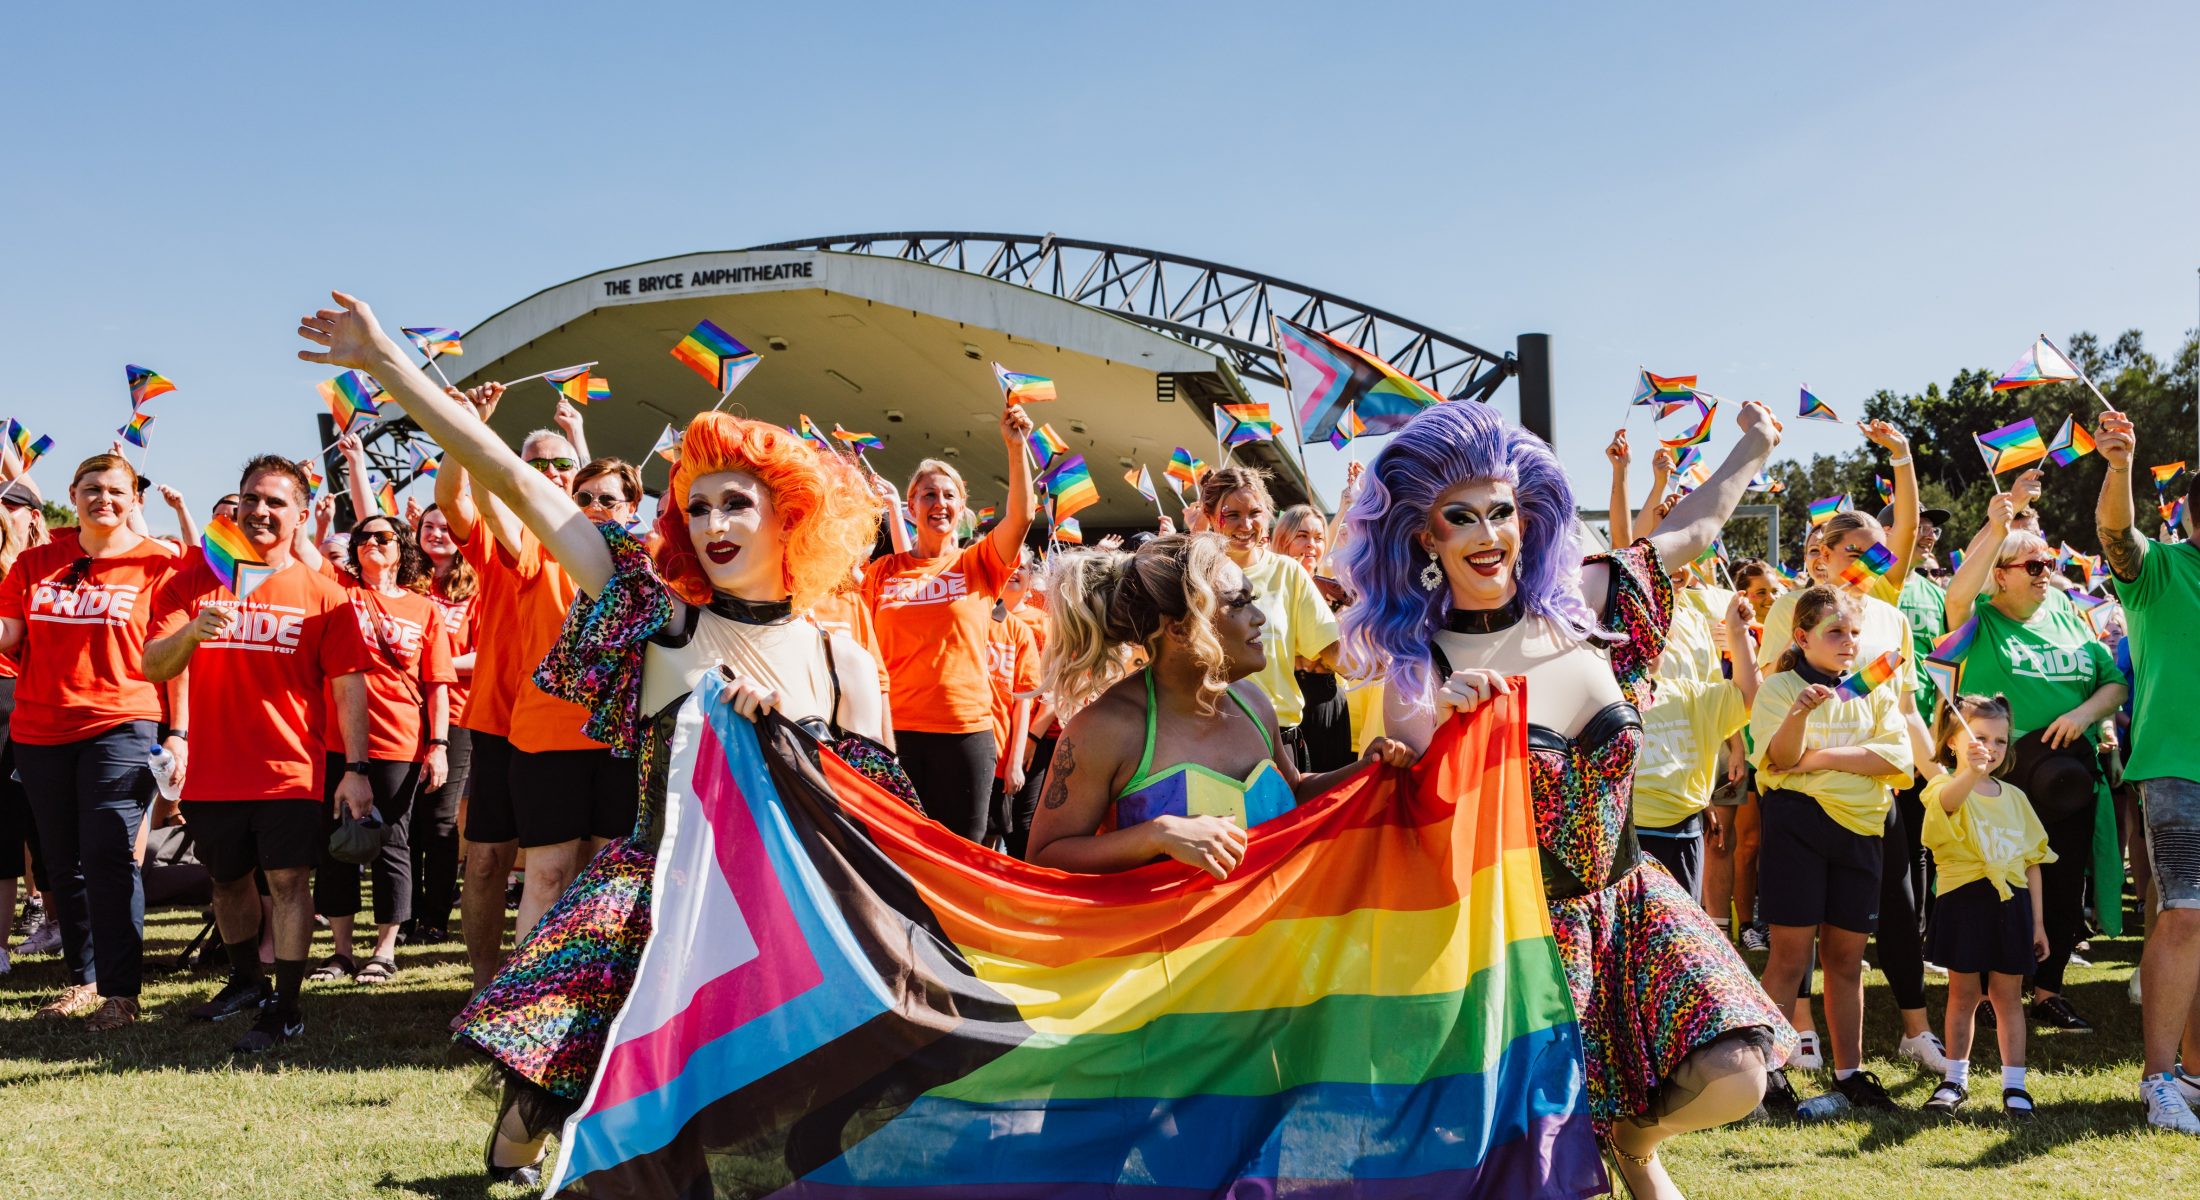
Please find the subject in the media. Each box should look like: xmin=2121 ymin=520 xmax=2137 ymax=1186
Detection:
xmin=1039 ymin=533 xmax=1236 ymax=719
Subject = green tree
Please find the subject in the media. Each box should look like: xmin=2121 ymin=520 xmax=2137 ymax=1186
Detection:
xmin=40 ymin=500 xmax=73 ymax=528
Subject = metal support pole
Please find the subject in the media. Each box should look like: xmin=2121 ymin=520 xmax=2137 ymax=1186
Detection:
xmin=1734 ymin=503 xmax=1781 ymax=562
xmin=315 ymin=411 xmax=356 ymax=530
xmin=1516 ymin=333 xmax=1553 ymax=446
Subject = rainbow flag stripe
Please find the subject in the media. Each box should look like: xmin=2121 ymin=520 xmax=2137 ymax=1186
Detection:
xmin=834 ymin=429 xmax=885 ymax=453
xmin=1747 ymin=471 xmax=1783 ymax=493
xmin=1326 ymin=402 xmax=1367 ymax=451
xmin=585 ymin=376 xmax=613 ymax=404
xmin=2045 ymin=416 xmax=2096 ymax=466
xmin=400 ymin=327 xmax=464 ymax=359
xmin=1053 ymin=515 xmax=1083 ymax=544
xmin=319 ymin=371 xmax=381 ymax=432
xmin=1797 ymin=387 xmax=1838 ymax=421
xmin=1166 ymin=447 xmax=1207 ymax=492
xmin=1216 ymin=402 xmax=1279 ymax=448
xmin=1838 ymin=541 xmax=1897 ymax=588
xmin=1629 ymin=369 xmax=1698 ymax=407
xmin=545 ymin=695 xmax=1599 ymax=1197
xmin=376 ymin=479 xmax=399 ymax=517
xmin=671 ymin=320 xmax=761 ymax=394
xmin=1833 ymin=649 xmax=1904 ymax=701
xmin=1029 ymin=424 xmax=1071 ymax=468
xmin=119 ymin=412 xmax=155 ymax=448
xmin=1657 ymin=398 xmax=1716 ymax=449
xmin=1874 ymin=475 xmax=1894 ymax=506
xmin=1045 ymin=454 xmax=1100 ymax=519
xmin=797 ymin=415 xmax=833 ymax=452
xmin=1921 ymin=658 xmax=1962 ymax=711
xmin=200 ymin=516 xmax=264 ymax=595
xmin=2162 ymin=498 xmax=2187 ymax=526
xmin=1976 ymin=418 xmax=2047 ymax=475
xmin=1993 ymin=336 xmax=2083 ymax=392
xmin=7 ymin=420 xmax=52 ymax=469
xmin=1806 ymin=494 xmax=1848 ymax=527
xmin=993 ymin=363 xmax=1057 ymax=405
xmin=2151 ymin=462 xmax=2186 ymax=487
xmin=126 ymin=365 xmax=176 ymax=408
xmin=1931 ymin=614 xmax=1979 ymax=663
xmin=543 ymin=365 xmax=592 ymax=404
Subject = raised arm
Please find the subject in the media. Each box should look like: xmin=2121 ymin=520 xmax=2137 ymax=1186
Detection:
xmin=156 ymin=484 xmax=200 ymax=547
xmin=1861 ymin=420 xmax=1919 ymax=590
xmin=1632 ymin=447 xmax=1674 ymax=542
xmin=298 ymin=293 xmax=615 ymax=597
xmin=336 ymin=432 xmax=376 ymax=523
xmin=2095 ymin=410 xmax=2148 ymax=582
xmin=983 ymin=404 xmax=1036 ymax=565
xmin=1943 ymin=492 xmax=2014 ymax=631
xmin=1605 ymin=430 xmax=1633 ymax=549
xmin=1647 ymin=400 xmax=1783 ymax=571
xmin=554 ymin=397 xmax=590 ymax=467
xmin=1724 ymin=592 xmax=1762 ymax=707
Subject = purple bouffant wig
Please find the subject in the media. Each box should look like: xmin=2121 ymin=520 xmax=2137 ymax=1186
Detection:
xmin=1336 ymin=400 xmax=1606 ymax=713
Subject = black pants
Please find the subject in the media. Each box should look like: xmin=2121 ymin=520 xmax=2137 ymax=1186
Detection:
xmin=314 ymin=755 xmax=421 ymax=926
xmin=408 ymin=728 xmax=471 ymax=934
xmin=1874 ymin=789 xmax=1929 ymax=1010
xmin=14 ymin=721 xmax=158 ymax=997
xmin=1005 ymin=734 xmax=1058 ymax=861
xmin=1293 ymin=670 xmax=1355 ymax=773
xmin=0 ymin=740 xmax=48 ymax=893
xmin=1640 ymin=816 xmax=1705 ymax=901
xmin=2034 ymin=807 xmax=2097 ymax=993
xmin=895 ymin=730 xmax=998 ymax=842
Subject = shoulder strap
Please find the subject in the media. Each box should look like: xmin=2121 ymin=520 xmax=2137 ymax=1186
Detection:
xmin=1134 ymin=671 xmax=1159 ymax=782
xmin=1225 ymin=685 xmax=1276 ymax=757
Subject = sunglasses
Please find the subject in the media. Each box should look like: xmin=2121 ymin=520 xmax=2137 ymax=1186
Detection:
xmin=55 ymin=555 xmax=92 ymax=591
xmin=527 ymin=457 xmax=578 ymax=473
xmin=356 ymin=531 xmax=397 ymax=547
xmin=1998 ymin=559 xmax=2053 ymax=577
xmin=573 ymin=490 xmax=629 ymax=511
xmin=0 ymin=497 xmax=33 ymax=512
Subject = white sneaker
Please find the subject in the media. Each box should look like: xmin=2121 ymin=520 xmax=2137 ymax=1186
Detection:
xmin=1898 ymin=1030 xmax=1951 ymax=1074
xmin=2176 ymin=1071 xmax=2200 ymax=1108
xmin=1791 ymin=1030 xmax=1824 ymax=1070
xmin=2143 ymin=1075 xmax=2200 ymax=1134
xmin=15 ymin=918 xmax=59 ymax=956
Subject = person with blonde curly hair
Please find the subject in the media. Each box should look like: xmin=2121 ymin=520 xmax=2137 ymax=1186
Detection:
xmin=1025 ymin=534 xmax=1410 ymax=878
xmin=298 ymin=291 xmax=905 ymax=1187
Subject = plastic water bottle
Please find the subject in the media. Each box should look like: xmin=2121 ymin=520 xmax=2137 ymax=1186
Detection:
xmin=148 ymin=746 xmax=182 ymax=804
xmin=1796 ymin=1092 xmax=1851 ymax=1121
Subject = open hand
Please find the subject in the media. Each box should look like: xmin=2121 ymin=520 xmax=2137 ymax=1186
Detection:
xmin=297 ymin=291 xmax=402 ymax=374
xmin=1149 ymin=813 xmax=1247 ymax=880
xmin=2039 ymin=711 xmax=2090 ymax=750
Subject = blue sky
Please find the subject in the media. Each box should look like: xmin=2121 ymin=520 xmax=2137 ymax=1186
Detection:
xmin=5 ymin=2 xmax=2196 ymax=522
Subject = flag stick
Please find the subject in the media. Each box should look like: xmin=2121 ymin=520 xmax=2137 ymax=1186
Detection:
xmin=2040 ymin=335 xmax=2113 ymax=411
xmin=497 ymin=361 xmax=599 ymax=390
xmin=424 ymin=356 xmax=456 ymax=391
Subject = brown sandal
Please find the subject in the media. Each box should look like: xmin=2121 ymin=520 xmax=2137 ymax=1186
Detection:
xmin=82 ymin=996 xmax=139 ymax=1032
xmin=355 ymin=956 xmax=398 ymax=984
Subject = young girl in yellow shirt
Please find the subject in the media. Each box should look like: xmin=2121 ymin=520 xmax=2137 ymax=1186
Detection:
xmin=1919 ymin=693 xmax=2053 ymax=1119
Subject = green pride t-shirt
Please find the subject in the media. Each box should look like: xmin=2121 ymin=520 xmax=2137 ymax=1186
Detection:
xmin=1955 ymin=599 xmax=2119 ymax=746
xmin=2112 ymin=540 xmax=2200 ymax=783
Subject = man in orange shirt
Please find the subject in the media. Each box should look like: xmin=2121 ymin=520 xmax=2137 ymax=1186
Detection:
xmin=144 ymin=455 xmax=373 ymax=1055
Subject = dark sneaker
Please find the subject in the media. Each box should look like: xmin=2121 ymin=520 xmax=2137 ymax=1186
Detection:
xmin=1923 ymin=1080 xmax=1968 ymax=1115
xmin=1758 ymin=1067 xmax=1799 ymax=1118
xmin=1833 ymin=1069 xmax=1899 ymax=1111
xmin=2032 ymin=995 xmax=2093 ymax=1032
xmin=231 ymin=1006 xmax=303 ymax=1056
xmin=188 ymin=979 xmax=270 ymax=1022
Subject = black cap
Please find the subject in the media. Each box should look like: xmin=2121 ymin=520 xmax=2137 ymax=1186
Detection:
xmin=1877 ymin=503 xmax=1950 ymax=527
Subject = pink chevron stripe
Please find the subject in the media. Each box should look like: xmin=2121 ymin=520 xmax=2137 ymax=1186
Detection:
xmin=588 ymin=722 xmax=825 ymax=1110
xmin=1283 ymin=330 xmax=1347 ymax=428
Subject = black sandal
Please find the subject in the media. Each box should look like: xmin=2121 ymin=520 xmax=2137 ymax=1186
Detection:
xmin=1923 ymin=1081 xmax=1968 ymax=1115
xmin=306 ymin=953 xmax=356 ymax=982
xmin=355 ymin=955 xmax=397 ymax=984
xmin=2003 ymin=1086 xmax=2037 ymax=1120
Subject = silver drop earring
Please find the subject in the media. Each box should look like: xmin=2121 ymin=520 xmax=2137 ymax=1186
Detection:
xmin=1420 ymin=554 xmax=1443 ymax=591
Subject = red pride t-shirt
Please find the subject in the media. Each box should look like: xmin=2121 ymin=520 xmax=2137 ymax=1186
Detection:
xmin=149 ymin=552 xmax=372 ymax=802
xmin=0 ymin=534 xmax=180 ymax=744
xmin=325 ymin=588 xmax=457 ymax=763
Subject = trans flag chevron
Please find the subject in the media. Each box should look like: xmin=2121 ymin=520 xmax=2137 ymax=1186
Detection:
xmin=549 ymin=691 xmax=1602 ymax=1199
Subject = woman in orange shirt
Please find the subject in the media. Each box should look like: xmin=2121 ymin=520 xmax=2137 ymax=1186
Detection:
xmin=862 ymin=406 xmax=1034 ymax=839
xmin=409 ymin=503 xmax=475 ymax=943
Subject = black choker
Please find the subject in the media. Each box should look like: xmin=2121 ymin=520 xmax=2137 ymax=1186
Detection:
xmin=708 ymin=594 xmax=795 ymax=626
xmin=1445 ymin=600 xmax=1526 ymax=634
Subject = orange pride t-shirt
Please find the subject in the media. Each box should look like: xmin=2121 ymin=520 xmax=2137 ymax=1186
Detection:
xmin=498 ymin=526 xmax=604 ymax=754
xmin=149 ymin=553 xmax=372 ymax=802
xmin=456 ymin=523 xmax=525 ymax=738
xmin=431 ymin=587 xmax=476 ymax=720
xmin=863 ymin=538 xmax=1013 ymax=735
xmin=0 ymin=535 xmax=180 ymax=744
xmin=325 ymin=588 xmax=457 ymax=762
xmin=984 ymin=612 xmax=1039 ymax=780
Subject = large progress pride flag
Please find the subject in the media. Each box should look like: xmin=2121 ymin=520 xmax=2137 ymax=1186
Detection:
xmin=551 ymin=691 xmax=1600 ymax=1198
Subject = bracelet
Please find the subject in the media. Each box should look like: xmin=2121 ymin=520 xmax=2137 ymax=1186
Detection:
xmin=427 ymin=737 xmax=450 ymax=747
xmin=1888 ymin=455 xmax=1911 ymax=467
xmin=167 ymin=729 xmax=188 ymax=742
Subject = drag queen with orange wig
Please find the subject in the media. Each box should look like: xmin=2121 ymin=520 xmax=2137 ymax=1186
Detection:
xmin=298 ymin=293 xmax=907 ymax=1186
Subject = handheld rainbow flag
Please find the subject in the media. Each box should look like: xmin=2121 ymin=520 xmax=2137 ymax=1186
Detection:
xmin=1797 ymin=387 xmax=1839 ymax=422
xmin=832 ymin=428 xmax=885 ymax=454
xmin=992 ymin=363 xmax=1057 ymax=406
xmin=975 ymin=505 xmax=997 ymax=525
xmin=649 ymin=424 xmax=681 ymax=465
xmin=527 ymin=692 xmax=1600 ymax=1198
xmin=1947 ymin=549 xmax=1964 ymax=572
xmin=2151 ymin=462 xmax=2186 ymax=488
xmin=1053 ymin=515 xmax=1083 ymax=544
xmin=318 ymin=370 xmax=381 ymax=432
xmin=1921 ymin=658 xmax=1963 ymax=714
xmin=1273 ymin=316 xmax=1441 ymax=444
xmin=375 ymin=477 xmax=399 ymax=517
xmin=1029 ymin=424 xmax=1071 ymax=469
xmin=1748 ymin=470 xmax=1785 ymax=494
xmin=1677 ymin=463 xmax=1712 ymax=491
xmin=1125 ymin=464 xmax=1158 ymax=504
xmin=543 ymin=365 xmax=593 ymax=404
xmin=118 ymin=412 xmax=155 ymax=449
xmin=1325 ymin=403 xmax=1366 ymax=451
xmin=1931 ymin=614 xmax=1980 ymax=663
xmin=400 ymin=327 xmax=464 ymax=359
xmin=671 ymin=320 xmax=762 ymax=395
xmin=795 ymin=415 xmax=835 ymax=454
xmin=584 ymin=376 xmax=613 ymax=404
xmin=1215 ymin=402 xmax=1279 ymax=448
xmin=1657 ymin=397 xmax=1717 ymax=449
xmin=1044 ymin=454 xmax=1100 ymax=519
xmin=405 ymin=442 xmax=440 ymax=479
xmin=1630 ymin=369 xmax=1698 ymax=408
xmin=2162 ymin=497 xmax=2188 ymax=528
xmin=1166 ymin=447 xmax=1207 ymax=492
xmin=302 ymin=459 xmax=325 ymax=495
xmin=1773 ymin=561 xmax=1806 ymax=587
xmin=126 ymin=365 xmax=176 ymax=409
xmin=1975 ymin=418 xmax=2047 ymax=475
xmin=1994 ymin=335 xmax=2084 ymax=392
xmin=1807 ymin=494 xmax=1849 ymax=527
xmin=1833 ymin=649 xmax=1904 ymax=701
xmin=1839 ymin=541 xmax=1898 ymax=588
xmin=1672 ymin=446 xmax=1704 ymax=476
xmin=3 ymin=420 xmax=52 ymax=471
xmin=201 ymin=516 xmax=277 ymax=601
xmin=1874 ymin=475 xmax=1894 ymax=506
xmin=2044 ymin=415 xmax=2096 ymax=466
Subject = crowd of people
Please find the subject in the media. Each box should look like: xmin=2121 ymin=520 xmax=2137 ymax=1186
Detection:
xmin=0 ymin=289 xmax=2195 ymax=1199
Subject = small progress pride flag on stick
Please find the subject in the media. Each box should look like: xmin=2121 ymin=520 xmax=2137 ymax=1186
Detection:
xmin=993 ymin=363 xmax=1057 ymax=405
xmin=1807 ymin=495 xmax=1849 ymax=527
xmin=671 ymin=320 xmax=761 ymax=396
xmin=1838 ymin=541 xmax=1897 ymax=589
xmin=1833 ymin=650 xmax=1904 ymax=702
xmin=319 ymin=371 xmax=381 ymax=432
xmin=1976 ymin=418 xmax=2047 ymax=476
xmin=119 ymin=412 xmax=155 ymax=448
xmin=1797 ymin=387 xmax=1838 ymax=422
xmin=201 ymin=516 xmax=278 ymax=602
xmin=126 ymin=365 xmax=176 ymax=409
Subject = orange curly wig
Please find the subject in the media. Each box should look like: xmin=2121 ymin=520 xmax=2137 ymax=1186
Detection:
xmin=652 ymin=413 xmax=882 ymax=612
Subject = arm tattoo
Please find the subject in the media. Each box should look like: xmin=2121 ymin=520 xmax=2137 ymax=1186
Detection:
xmin=2098 ymin=519 xmax=2147 ymax=582
xmin=1040 ymin=740 xmax=1077 ymax=810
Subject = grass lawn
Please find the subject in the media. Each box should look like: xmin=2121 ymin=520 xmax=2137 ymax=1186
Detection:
xmin=0 ymin=907 xmax=2188 ymax=1199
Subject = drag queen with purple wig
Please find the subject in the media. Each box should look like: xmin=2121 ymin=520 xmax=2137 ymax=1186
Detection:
xmin=1338 ymin=399 xmax=1797 ymax=1200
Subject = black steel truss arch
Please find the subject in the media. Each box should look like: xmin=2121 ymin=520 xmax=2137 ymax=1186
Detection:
xmin=744 ymin=231 xmax=1516 ymax=403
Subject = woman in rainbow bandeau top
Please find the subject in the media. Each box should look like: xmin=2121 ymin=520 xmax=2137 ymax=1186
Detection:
xmin=1024 ymin=533 xmax=1412 ymax=877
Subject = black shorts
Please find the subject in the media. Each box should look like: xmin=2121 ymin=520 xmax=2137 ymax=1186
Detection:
xmin=462 ymin=731 xmax=516 ymax=844
xmin=1639 ymin=817 xmax=1704 ymax=901
xmin=507 ymin=747 xmax=638 ymax=848
xmin=180 ymin=798 xmax=323 ymax=882
xmin=1926 ymin=880 xmax=2039 ymax=977
xmin=1758 ymin=788 xmax=1883 ymax=933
